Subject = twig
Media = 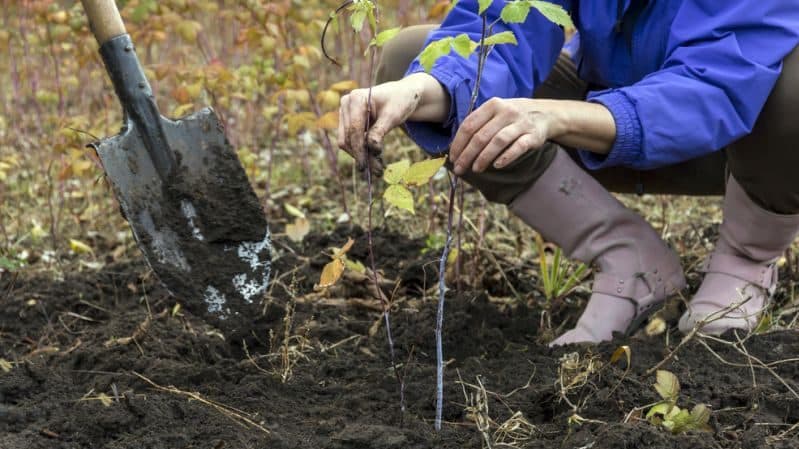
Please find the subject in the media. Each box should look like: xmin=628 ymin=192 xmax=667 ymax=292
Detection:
xmin=644 ymin=297 xmax=752 ymax=376
xmin=361 ymin=1 xmax=405 ymax=415
xmin=132 ymin=372 xmax=271 ymax=434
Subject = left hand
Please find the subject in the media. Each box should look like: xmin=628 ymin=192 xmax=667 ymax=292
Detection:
xmin=449 ymin=98 xmax=565 ymax=175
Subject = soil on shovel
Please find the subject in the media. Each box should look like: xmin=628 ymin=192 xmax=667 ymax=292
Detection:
xmin=1 ymin=226 xmax=798 ymax=449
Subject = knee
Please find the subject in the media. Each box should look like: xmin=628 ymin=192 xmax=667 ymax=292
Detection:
xmin=376 ymin=25 xmax=438 ymax=85
xmin=752 ymin=45 xmax=799 ymax=140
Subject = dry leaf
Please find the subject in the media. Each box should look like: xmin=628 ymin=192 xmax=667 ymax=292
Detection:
xmin=333 ymin=238 xmax=355 ymax=259
xmin=329 ymin=80 xmax=358 ymax=92
xmin=318 ymin=258 xmax=345 ymax=289
xmin=316 ymin=111 xmax=339 ymax=130
xmin=285 ymin=218 xmax=310 ymax=243
xmin=97 ymin=393 xmax=113 ymax=407
xmin=645 ymin=317 xmax=667 ymax=337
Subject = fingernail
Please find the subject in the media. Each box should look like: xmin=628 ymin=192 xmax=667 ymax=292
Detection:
xmin=453 ymin=165 xmax=463 ymax=175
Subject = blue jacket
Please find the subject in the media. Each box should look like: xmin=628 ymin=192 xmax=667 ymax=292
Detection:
xmin=404 ymin=0 xmax=799 ymax=170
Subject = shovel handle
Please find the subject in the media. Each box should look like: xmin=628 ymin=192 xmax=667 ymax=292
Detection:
xmin=81 ymin=0 xmax=127 ymax=45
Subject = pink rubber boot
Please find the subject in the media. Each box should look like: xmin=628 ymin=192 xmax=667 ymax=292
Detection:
xmin=678 ymin=176 xmax=799 ymax=335
xmin=509 ymin=148 xmax=686 ymax=345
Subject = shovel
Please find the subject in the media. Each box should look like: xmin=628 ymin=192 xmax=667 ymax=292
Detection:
xmin=81 ymin=0 xmax=271 ymax=333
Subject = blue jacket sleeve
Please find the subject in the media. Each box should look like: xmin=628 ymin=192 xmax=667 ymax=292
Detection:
xmin=581 ymin=1 xmax=799 ymax=170
xmin=403 ymin=0 xmax=569 ymax=155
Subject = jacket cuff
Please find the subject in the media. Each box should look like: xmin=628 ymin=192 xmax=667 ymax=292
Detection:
xmin=579 ymin=90 xmax=643 ymax=169
xmin=402 ymin=62 xmax=473 ymax=156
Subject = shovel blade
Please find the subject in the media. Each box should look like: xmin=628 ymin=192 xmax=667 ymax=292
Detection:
xmin=93 ymin=108 xmax=271 ymax=332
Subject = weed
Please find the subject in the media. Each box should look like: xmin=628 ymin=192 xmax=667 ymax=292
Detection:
xmin=645 ymin=370 xmax=712 ymax=434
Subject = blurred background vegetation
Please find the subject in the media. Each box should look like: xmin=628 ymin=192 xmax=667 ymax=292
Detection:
xmin=0 ymin=1 xmax=715 ymax=299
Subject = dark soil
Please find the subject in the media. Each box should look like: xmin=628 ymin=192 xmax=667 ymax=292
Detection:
xmin=1 ymin=226 xmax=798 ymax=449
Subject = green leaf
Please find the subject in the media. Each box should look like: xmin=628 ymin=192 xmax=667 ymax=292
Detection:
xmin=348 ymin=0 xmax=375 ymax=33
xmin=478 ymin=0 xmax=493 ymax=15
xmin=500 ymin=1 xmax=532 ymax=23
xmin=646 ymin=401 xmax=673 ymax=419
xmin=654 ymin=370 xmax=680 ymax=402
xmin=0 ymin=256 xmax=21 ymax=272
xmin=482 ymin=31 xmax=518 ymax=47
xmin=451 ymin=34 xmax=478 ymax=59
xmin=383 ymin=160 xmax=411 ymax=185
xmin=530 ymin=1 xmax=574 ymax=28
xmin=667 ymin=407 xmax=694 ymax=434
xmin=402 ymin=157 xmax=447 ymax=186
xmin=418 ymin=37 xmax=453 ymax=72
xmin=372 ymin=27 xmax=402 ymax=48
xmin=384 ymin=184 xmax=415 ymax=214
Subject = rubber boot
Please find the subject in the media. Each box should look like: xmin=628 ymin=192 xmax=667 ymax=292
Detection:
xmin=509 ymin=148 xmax=686 ymax=345
xmin=678 ymin=176 xmax=799 ymax=335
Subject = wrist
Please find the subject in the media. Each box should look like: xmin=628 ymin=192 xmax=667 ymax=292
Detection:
xmin=403 ymin=73 xmax=450 ymax=123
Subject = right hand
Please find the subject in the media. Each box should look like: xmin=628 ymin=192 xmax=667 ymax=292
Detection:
xmin=337 ymin=74 xmax=449 ymax=175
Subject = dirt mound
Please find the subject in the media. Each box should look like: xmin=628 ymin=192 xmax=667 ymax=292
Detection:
xmin=1 ymin=227 xmax=798 ymax=448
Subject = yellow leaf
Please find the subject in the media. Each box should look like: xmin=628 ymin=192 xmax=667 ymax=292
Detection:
xmin=645 ymin=317 xmax=667 ymax=337
xmin=317 ymin=90 xmax=341 ymax=110
xmin=176 ymin=20 xmax=202 ymax=43
xmin=0 ymin=359 xmax=12 ymax=373
xmin=69 ymin=239 xmax=93 ymax=255
xmin=284 ymin=112 xmax=317 ymax=136
xmin=316 ymin=111 xmax=339 ymax=130
xmin=447 ymin=248 xmax=459 ymax=267
xmin=345 ymin=258 xmax=366 ymax=274
xmin=333 ymin=238 xmax=355 ymax=259
xmin=97 ymin=393 xmax=113 ymax=407
xmin=285 ymin=218 xmax=310 ymax=243
xmin=284 ymin=204 xmax=306 ymax=219
xmin=318 ymin=258 xmax=345 ymax=288
xmin=384 ymin=184 xmax=414 ymax=214
xmin=172 ymin=103 xmax=195 ymax=118
xmin=402 ymin=157 xmax=446 ymax=186
xmin=610 ymin=345 xmax=631 ymax=366
xmin=329 ymin=80 xmax=359 ymax=93
xmin=383 ymin=160 xmax=410 ymax=185
xmin=654 ymin=370 xmax=680 ymax=401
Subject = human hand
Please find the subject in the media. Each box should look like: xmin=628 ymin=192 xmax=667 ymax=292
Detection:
xmin=338 ymin=73 xmax=450 ymax=175
xmin=448 ymin=98 xmax=565 ymax=176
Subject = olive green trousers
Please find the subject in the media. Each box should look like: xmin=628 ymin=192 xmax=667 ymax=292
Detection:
xmin=377 ymin=25 xmax=799 ymax=214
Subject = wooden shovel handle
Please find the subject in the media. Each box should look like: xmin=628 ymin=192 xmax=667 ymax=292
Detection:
xmin=80 ymin=0 xmax=127 ymax=45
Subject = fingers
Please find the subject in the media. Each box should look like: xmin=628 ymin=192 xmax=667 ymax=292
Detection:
xmin=493 ymin=130 xmax=547 ymax=169
xmin=449 ymin=98 xmax=499 ymax=163
xmin=365 ymin=110 xmax=397 ymax=156
xmin=345 ymin=94 xmax=368 ymax=171
xmin=451 ymin=116 xmax=508 ymax=175
xmin=472 ymin=124 xmax=526 ymax=172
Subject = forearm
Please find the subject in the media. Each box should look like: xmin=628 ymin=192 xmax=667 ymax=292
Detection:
xmin=547 ymin=100 xmax=616 ymax=154
xmin=403 ymin=73 xmax=451 ymax=124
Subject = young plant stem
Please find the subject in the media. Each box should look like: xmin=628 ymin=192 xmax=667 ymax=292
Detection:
xmin=361 ymin=1 xmax=405 ymax=415
xmin=435 ymin=174 xmax=458 ymax=431
xmin=435 ymin=13 xmax=489 ymax=432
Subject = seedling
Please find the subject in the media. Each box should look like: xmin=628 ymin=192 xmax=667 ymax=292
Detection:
xmin=535 ymin=234 xmax=589 ymax=302
xmin=383 ymin=157 xmax=446 ymax=214
xmin=646 ymin=370 xmax=712 ymax=434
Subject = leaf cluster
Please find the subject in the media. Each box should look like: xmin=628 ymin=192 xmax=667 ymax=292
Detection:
xmin=382 ymin=158 xmax=447 ymax=214
xmin=646 ymin=370 xmax=712 ymax=434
